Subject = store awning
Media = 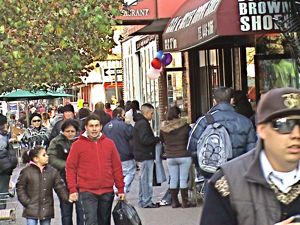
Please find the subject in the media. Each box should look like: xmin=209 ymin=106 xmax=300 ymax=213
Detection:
xmin=162 ymin=0 xmax=290 ymax=51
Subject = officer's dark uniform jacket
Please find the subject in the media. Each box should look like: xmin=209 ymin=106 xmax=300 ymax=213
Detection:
xmin=200 ymin=140 xmax=300 ymax=225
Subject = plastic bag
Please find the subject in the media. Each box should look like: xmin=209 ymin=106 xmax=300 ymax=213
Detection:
xmin=112 ymin=200 xmax=142 ymax=225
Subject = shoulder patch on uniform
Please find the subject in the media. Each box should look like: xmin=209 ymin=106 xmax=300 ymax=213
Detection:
xmin=215 ymin=176 xmax=230 ymax=197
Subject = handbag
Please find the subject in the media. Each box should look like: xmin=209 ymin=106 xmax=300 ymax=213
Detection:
xmin=112 ymin=200 xmax=142 ymax=225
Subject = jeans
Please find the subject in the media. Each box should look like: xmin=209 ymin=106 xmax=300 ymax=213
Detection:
xmin=138 ymin=160 xmax=154 ymax=208
xmin=26 ymin=218 xmax=51 ymax=225
xmin=122 ymin=159 xmax=136 ymax=193
xmin=0 ymin=174 xmax=10 ymax=209
xmin=59 ymin=197 xmax=84 ymax=225
xmin=79 ymin=191 xmax=114 ymax=225
xmin=167 ymin=157 xmax=192 ymax=189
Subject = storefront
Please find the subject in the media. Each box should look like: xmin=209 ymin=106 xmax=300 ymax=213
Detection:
xmin=122 ymin=35 xmax=161 ymax=132
xmin=162 ymin=0 xmax=298 ymax=121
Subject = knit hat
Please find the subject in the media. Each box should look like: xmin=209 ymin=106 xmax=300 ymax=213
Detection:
xmin=0 ymin=114 xmax=7 ymax=126
xmin=29 ymin=112 xmax=42 ymax=122
xmin=62 ymin=104 xmax=75 ymax=114
xmin=256 ymin=87 xmax=300 ymax=124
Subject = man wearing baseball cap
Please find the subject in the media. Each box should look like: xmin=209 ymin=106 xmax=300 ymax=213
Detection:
xmin=200 ymin=87 xmax=300 ymax=225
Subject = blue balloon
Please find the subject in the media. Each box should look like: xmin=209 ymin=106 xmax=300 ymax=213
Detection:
xmin=156 ymin=50 xmax=164 ymax=60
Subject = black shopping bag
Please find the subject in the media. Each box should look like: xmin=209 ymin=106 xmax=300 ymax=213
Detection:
xmin=112 ymin=200 xmax=142 ymax=225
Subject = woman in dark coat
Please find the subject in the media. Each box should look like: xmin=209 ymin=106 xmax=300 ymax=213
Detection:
xmin=47 ymin=119 xmax=83 ymax=225
xmin=160 ymin=106 xmax=192 ymax=208
xmin=21 ymin=112 xmax=50 ymax=149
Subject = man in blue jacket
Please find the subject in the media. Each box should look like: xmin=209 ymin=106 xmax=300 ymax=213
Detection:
xmin=187 ymin=87 xmax=257 ymax=178
xmin=103 ymin=107 xmax=136 ymax=194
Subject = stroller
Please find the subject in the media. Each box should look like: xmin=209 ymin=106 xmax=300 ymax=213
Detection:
xmin=0 ymin=184 xmax=17 ymax=224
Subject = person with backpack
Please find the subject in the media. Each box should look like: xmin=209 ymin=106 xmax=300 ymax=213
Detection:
xmin=160 ymin=106 xmax=193 ymax=208
xmin=200 ymin=87 xmax=300 ymax=225
xmin=187 ymin=87 xmax=256 ymax=179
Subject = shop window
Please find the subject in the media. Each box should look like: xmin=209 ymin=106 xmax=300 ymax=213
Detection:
xmin=166 ymin=71 xmax=188 ymax=118
xmin=246 ymin=47 xmax=256 ymax=103
xmin=255 ymin=54 xmax=299 ymax=92
xmin=199 ymin=49 xmax=221 ymax=89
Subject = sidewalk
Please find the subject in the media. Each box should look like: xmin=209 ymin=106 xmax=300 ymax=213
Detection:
xmin=9 ymin=163 xmax=202 ymax=225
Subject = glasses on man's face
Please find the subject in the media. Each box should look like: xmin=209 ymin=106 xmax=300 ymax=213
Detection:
xmin=270 ymin=118 xmax=300 ymax=134
xmin=32 ymin=120 xmax=41 ymax=123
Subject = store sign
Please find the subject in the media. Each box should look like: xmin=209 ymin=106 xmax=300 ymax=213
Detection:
xmin=164 ymin=0 xmax=221 ymax=51
xmin=118 ymin=0 xmax=157 ymax=20
xmin=164 ymin=0 xmax=220 ymax=34
xmin=238 ymin=0 xmax=290 ymax=32
xmin=136 ymin=35 xmax=156 ymax=51
xmin=104 ymin=68 xmax=123 ymax=76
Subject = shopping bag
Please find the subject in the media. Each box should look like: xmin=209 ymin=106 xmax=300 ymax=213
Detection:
xmin=112 ymin=200 xmax=142 ymax=225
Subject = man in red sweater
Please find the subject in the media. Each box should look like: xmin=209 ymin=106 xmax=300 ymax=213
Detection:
xmin=66 ymin=113 xmax=125 ymax=225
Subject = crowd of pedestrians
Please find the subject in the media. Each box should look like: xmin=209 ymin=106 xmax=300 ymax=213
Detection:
xmin=0 ymin=86 xmax=299 ymax=225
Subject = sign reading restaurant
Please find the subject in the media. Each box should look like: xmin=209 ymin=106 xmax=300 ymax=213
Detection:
xmin=118 ymin=0 xmax=157 ymax=21
xmin=238 ymin=0 xmax=291 ymax=32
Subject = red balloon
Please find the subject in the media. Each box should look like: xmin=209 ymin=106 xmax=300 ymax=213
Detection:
xmin=151 ymin=58 xmax=162 ymax=70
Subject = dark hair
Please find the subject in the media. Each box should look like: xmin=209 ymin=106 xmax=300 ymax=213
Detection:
xmin=41 ymin=112 xmax=50 ymax=120
xmin=213 ymin=87 xmax=233 ymax=103
xmin=57 ymin=106 xmax=64 ymax=114
xmin=22 ymin=145 xmax=45 ymax=164
xmin=118 ymin=99 xmax=125 ymax=109
xmin=141 ymin=103 xmax=154 ymax=110
xmin=112 ymin=107 xmax=124 ymax=118
xmin=29 ymin=112 xmax=42 ymax=122
xmin=93 ymin=110 xmax=111 ymax=127
xmin=61 ymin=119 xmax=79 ymax=132
xmin=10 ymin=114 xmax=16 ymax=120
xmin=84 ymin=113 xmax=101 ymax=126
xmin=94 ymin=102 xmax=105 ymax=111
xmin=125 ymin=101 xmax=132 ymax=112
xmin=131 ymin=100 xmax=140 ymax=111
xmin=78 ymin=108 xmax=90 ymax=119
xmin=167 ymin=106 xmax=181 ymax=120
xmin=83 ymin=102 xmax=89 ymax=106
xmin=62 ymin=104 xmax=75 ymax=113
xmin=0 ymin=114 xmax=7 ymax=126
xmin=105 ymin=102 xmax=111 ymax=109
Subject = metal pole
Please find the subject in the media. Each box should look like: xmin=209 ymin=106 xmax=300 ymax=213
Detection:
xmin=115 ymin=68 xmax=118 ymax=102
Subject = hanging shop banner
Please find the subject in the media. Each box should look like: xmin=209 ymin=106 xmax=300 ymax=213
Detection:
xmin=163 ymin=0 xmax=291 ymax=51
